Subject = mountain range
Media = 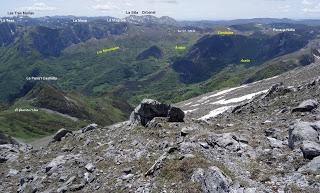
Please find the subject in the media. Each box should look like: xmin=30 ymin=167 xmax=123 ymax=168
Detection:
xmin=1 ymin=54 xmax=320 ymax=193
xmin=1 ymin=15 xmax=320 ymax=140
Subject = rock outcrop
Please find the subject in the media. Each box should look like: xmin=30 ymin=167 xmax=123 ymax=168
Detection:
xmin=288 ymin=121 xmax=319 ymax=149
xmin=130 ymin=99 xmax=185 ymax=126
xmin=81 ymin=123 xmax=98 ymax=133
xmin=192 ymin=166 xmax=232 ymax=193
xmin=168 ymin=106 xmax=185 ymax=122
xmin=292 ymin=99 xmax=319 ymax=113
xmin=206 ymin=133 xmax=241 ymax=151
xmin=262 ymin=83 xmax=293 ymax=100
xmin=301 ymin=141 xmax=320 ymax=159
xmin=298 ymin=156 xmax=320 ymax=175
xmin=52 ymin=128 xmax=72 ymax=142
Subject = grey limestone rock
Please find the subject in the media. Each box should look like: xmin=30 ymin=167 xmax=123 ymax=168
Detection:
xmin=192 ymin=166 xmax=232 ymax=193
xmin=292 ymin=99 xmax=319 ymax=113
xmin=301 ymin=141 xmax=320 ymax=159
xmin=288 ymin=121 xmax=319 ymax=149
xmin=85 ymin=163 xmax=96 ymax=172
xmin=298 ymin=156 xmax=320 ymax=175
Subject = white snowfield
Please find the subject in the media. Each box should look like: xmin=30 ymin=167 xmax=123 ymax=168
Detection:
xmin=190 ymin=103 xmax=200 ymax=107
xmin=210 ymin=90 xmax=268 ymax=105
xmin=197 ymin=85 xmax=248 ymax=103
xmin=198 ymin=89 xmax=267 ymax=120
xmin=184 ymin=108 xmax=198 ymax=114
xmin=177 ymin=61 xmax=320 ymax=120
xmin=179 ymin=85 xmax=270 ymax=120
xmin=199 ymin=106 xmax=234 ymax=120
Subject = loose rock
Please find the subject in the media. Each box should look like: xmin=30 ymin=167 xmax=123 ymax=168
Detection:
xmin=85 ymin=163 xmax=96 ymax=172
xmin=288 ymin=121 xmax=319 ymax=149
xmin=301 ymin=141 xmax=320 ymax=159
xmin=192 ymin=166 xmax=232 ymax=193
xmin=298 ymin=156 xmax=320 ymax=175
xmin=292 ymin=99 xmax=319 ymax=113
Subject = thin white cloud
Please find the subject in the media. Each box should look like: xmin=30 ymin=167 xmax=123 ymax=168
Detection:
xmin=92 ymin=4 xmax=119 ymax=11
xmin=92 ymin=0 xmax=133 ymax=11
xmin=277 ymin=4 xmax=291 ymax=12
xmin=302 ymin=0 xmax=313 ymax=5
xmin=302 ymin=5 xmax=320 ymax=12
xmin=125 ymin=2 xmax=133 ymax=6
xmin=302 ymin=0 xmax=320 ymax=13
xmin=18 ymin=2 xmax=57 ymax=11
xmin=147 ymin=0 xmax=178 ymax=4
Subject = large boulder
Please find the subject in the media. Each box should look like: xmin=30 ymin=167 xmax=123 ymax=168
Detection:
xmin=292 ymin=99 xmax=319 ymax=113
xmin=301 ymin=141 xmax=320 ymax=160
xmin=81 ymin=123 xmax=98 ymax=133
xmin=262 ymin=83 xmax=293 ymax=100
xmin=52 ymin=129 xmax=72 ymax=142
xmin=168 ymin=106 xmax=185 ymax=122
xmin=192 ymin=166 xmax=232 ymax=193
xmin=45 ymin=155 xmax=66 ymax=172
xmin=130 ymin=99 xmax=184 ymax=126
xmin=288 ymin=121 xmax=319 ymax=149
xmin=206 ymin=133 xmax=240 ymax=151
xmin=298 ymin=156 xmax=320 ymax=175
xmin=267 ymin=137 xmax=284 ymax=149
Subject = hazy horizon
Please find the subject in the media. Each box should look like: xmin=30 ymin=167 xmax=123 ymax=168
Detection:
xmin=1 ymin=0 xmax=320 ymax=20
xmin=0 ymin=15 xmax=319 ymax=22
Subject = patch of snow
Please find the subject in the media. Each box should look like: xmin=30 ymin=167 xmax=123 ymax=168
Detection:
xmin=210 ymin=90 xmax=268 ymax=105
xmin=197 ymin=85 xmax=248 ymax=103
xmin=250 ymin=75 xmax=279 ymax=85
xmin=199 ymin=106 xmax=234 ymax=120
xmin=184 ymin=108 xmax=198 ymax=114
xmin=202 ymin=100 xmax=210 ymax=104
xmin=183 ymin=102 xmax=193 ymax=106
xmin=190 ymin=103 xmax=200 ymax=107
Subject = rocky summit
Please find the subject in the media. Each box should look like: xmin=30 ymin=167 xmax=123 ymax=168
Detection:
xmin=2 ymin=65 xmax=320 ymax=192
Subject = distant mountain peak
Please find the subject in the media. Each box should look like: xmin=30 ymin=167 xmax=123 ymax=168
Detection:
xmin=124 ymin=15 xmax=177 ymax=25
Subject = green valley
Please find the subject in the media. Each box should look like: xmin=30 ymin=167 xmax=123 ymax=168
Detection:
xmin=1 ymin=16 xmax=320 ymax=140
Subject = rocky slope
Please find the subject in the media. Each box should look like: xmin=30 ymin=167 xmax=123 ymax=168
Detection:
xmin=1 ymin=62 xmax=320 ymax=192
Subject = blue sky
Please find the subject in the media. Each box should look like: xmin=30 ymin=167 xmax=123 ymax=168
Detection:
xmin=1 ymin=0 xmax=320 ymax=20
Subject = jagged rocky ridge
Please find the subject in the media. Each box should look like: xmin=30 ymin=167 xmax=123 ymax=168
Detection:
xmin=1 ymin=77 xmax=320 ymax=192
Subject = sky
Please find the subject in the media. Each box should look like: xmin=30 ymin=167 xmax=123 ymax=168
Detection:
xmin=1 ymin=0 xmax=320 ymax=20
